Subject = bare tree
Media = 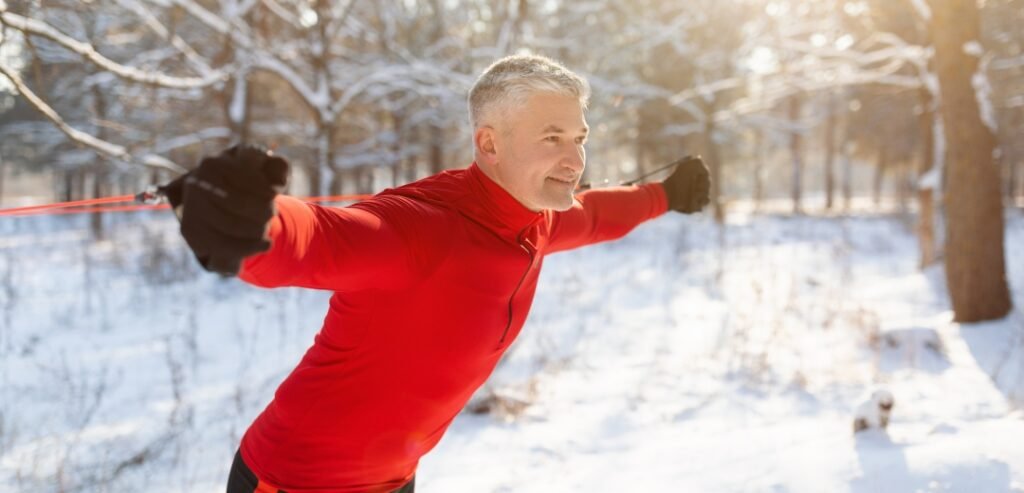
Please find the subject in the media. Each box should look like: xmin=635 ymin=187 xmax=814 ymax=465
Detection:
xmin=928 ymin=0 xmax=1012 ymax=322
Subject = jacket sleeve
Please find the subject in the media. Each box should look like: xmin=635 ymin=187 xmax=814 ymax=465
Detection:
xmin=238 ymin=195 xmax=433 ymax=291
xmin=545 ymin=182 xmax=668 ymax=254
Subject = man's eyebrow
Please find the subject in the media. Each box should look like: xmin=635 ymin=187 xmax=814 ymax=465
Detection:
xmin=542 ymin=124 xmax=589 ymax=134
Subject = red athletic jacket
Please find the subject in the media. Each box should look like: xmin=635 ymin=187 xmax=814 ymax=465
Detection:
xmin=237 ymin=163 xmax=667 ymax=492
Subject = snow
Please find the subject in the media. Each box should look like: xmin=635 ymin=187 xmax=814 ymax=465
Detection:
xmin=228 ymin=68 xmax=247 ymax=126
xmin=918 ymin=165 xmax=941 ymax=191
xmin=963 ymin=41 xmax=985 ymax=58
xmin=972 ymin=70 xmax=999 ymax=134
xmin=909 ymin=0 xmax=931 ymax=21
xmin=1 ymin=204 xmax=1022 ymax=492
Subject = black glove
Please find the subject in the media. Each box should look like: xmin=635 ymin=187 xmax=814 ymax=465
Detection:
xmin=661 ymin=155 xmax=711 ymax=214
xmin=161 ymin=145 xmax=290 ymax=276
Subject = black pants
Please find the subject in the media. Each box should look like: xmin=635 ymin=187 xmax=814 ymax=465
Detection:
xmin=226 ymin=450 xmax=415 ymax=493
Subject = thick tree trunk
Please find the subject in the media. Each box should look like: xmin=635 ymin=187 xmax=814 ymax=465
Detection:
xmin=930 ymin=0 xmax=1012 ymax=322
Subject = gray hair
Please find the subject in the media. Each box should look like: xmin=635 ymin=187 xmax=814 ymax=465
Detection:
xmin=468 ymin=54 xmax=590 ymax=129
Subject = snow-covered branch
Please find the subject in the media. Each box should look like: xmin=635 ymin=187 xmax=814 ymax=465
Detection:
xmin=113 ymin=0 xmax=217 ymax=78
xmin=153 ymin=127 xmax=232 ymax=153
xmin=667 ymin=76 xmax=745 ymax=110
xmin=0 ymin=10 xmax=225 ymax=89
xmin=168 ymin=0 xmax=254 ymax=49
xmin=251 ymin=53 xmax=327 ymax=114
xmin=0 ymin=61 xmax=185 ymax=173
xmin=260 ymin=0 xmax=302 ymax=28
xmin=909 ymin=0 xmax=931 ymax=21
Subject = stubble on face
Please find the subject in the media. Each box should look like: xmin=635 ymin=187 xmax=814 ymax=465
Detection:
xmin=491 ymin=92 xmax=589 ymax=212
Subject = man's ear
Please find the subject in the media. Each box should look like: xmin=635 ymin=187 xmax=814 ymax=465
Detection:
xmin=474 ymin=126 xmax=499 ymax=166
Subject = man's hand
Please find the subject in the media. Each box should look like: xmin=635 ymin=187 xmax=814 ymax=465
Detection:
xmin=661 ymin=155 xmax=711 ymax=214
xmin=161 ymin=145 xmax=290 ymax=276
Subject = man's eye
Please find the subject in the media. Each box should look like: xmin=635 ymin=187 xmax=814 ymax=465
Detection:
xmin=545 ymin=136 xmax=560 ymax=143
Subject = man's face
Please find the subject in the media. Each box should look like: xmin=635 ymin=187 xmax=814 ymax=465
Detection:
xmin=487 ymin=92 xmax=588 ymax=212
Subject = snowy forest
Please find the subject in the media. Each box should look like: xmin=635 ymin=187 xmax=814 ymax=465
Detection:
xmin=1 ymin=0 xmax=1024 ymax=492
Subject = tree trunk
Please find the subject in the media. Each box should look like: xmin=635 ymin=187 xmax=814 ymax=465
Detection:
xmin=75 ymin=169 xmax=87 ymax=201
xmin=63 ymin=171 xmax=74 ymax=202
xmin=308 ymin=162 xmax=323 ymax=198
xmin=1016 ymin=159 xmax=1024 ymax=206
xmin=90 ymin=169 xmax=106 ymax=239
xmin=405 ymin=125 xmax=419 ymax=183
xmin=392 ymin=112 xmax=405 ymax=187
xmin=789 ymin=95 xmax=803 ymax=214
xmin=91 ymin=84 xmax=108 ymax=239
xmin=1003 ymin=153 xmax=1023 ymax=208
xmin=824 ymin=93 xmax=836 ymax=210
xmin=430 ymin=125 xmax=444 ymax=175
xmin=328 ymin=165 xmax=344 ymax=196
xmin=635 ymin=114 xmax=646 ymax=184
xmin=316 ymin=124 xmax=335 ymax=197
xmin=895 ymin=163 xmax=911 ymax=215
xmin=0 ymin=153 xmax=5 ymax=205
xmin=842 ymin=143 xmax=853 ymax=212
xmin=917 ymin=86 xmax=939 ymax=268
xmin=753 ymin=130 xmax=764 ymax=211
xmin=703 ymin=104 xmax=725 ymax=223
xmin=360 ymin=166 xmax=375 ymax=194
xmin=874 ymin=146 xmax=888 ymax=206
xmin=930 ymin=0 xmax=1012 ymax=322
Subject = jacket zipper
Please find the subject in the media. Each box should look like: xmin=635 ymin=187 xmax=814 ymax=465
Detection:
xmin=498 ymin=224 xmax=536 ymax=347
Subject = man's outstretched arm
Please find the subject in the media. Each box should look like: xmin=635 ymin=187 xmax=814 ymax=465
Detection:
xmin=166 ymin=145 xmax=422 ymax=291
xmin=546 ymin=182 xmax=667 ymax=254
xmin=546 ymin=156 xmax=710 ymax=254
xmin=238 ymin=196 xmax=420 ymax=291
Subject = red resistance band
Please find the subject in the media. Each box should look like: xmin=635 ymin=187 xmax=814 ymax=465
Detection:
xmin=0 ymin=194 xmax=374 ymax=218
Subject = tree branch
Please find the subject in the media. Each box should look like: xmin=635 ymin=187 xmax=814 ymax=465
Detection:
xmin=0 ymin=61 xmax=185 ymax=173
xmin=0 ymin=9 xmax=225 ymax=89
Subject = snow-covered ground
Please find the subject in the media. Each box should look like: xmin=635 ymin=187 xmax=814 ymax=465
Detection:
xmin=1 ymin=205 xmax=1022 ymax=492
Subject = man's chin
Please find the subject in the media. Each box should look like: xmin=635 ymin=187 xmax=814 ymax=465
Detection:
xmin=538 ymin=194 xmax=576 ymax=212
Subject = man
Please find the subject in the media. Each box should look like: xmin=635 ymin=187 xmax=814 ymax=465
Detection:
xmin=167 ymin=54 xmax=710 ymax=492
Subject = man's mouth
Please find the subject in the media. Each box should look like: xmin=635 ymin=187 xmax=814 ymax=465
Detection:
xmin=547 ymin=176 xmax=575 ymax=186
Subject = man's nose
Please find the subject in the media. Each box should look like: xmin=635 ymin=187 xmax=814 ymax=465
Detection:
xmin=562 ymin=145 xmax=585 ymax=174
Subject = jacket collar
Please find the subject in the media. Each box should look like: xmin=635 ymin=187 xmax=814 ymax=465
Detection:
xmin=460 ymin=162 xmax=543 ymax=239
xmin=377 ymin=162 xmax=544 ymax=243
